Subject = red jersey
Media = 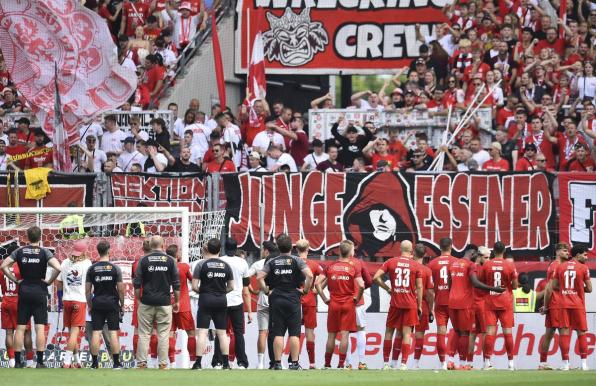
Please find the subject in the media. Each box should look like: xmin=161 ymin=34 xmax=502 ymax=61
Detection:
xmin=175 ymin=262 xmax=193 ymax=312
xmin=473 ymin=264 xmax=488 ymax=306
xmin=23 ymin=146 xmax=53 ymax=169
xmin=428 ymin=254 xmax=454 ymax=306
xmin=349 ymin=257 xmax=371 ymax=307
xmin=448 ymin=258 xmax=476 ymax=310
xmin=419 ymin=264 xmax=434 ymax=311
xmin=482 ymin=158 xmax=510 ymax=171
xmin=496 ymin=106 xmax=514 ymax=128
xmin=301 ymin=259 xmax=324 ymax=306
xmin=0 ymin=264 xmax=21 ymax=300
xmin=123 ymin=1 xmax=151 ymax=36
xmin=567 ymin=157 xmax=594 ymax=172
xmin=482 ymin=258 xmax=518 ymax=310
xmin=381 ymin=256 xmax=421 ymax=309
xmin=371 ymin=153 xmax=399 ymax=169
xmin=556 ymin=260 xmax=590 ymax=309
xmin=555 ymin=133 xmax=586 ymax=170
xmin=325 ymin=260 xmax=361 ymax=304
xmin=205 ymin=159 xmax=236 ymax=173
xmin=243 ymin=115 xmax=266 ymax=147
xmin=143 ymin=65 xmax=165 ymax=93
xmin=546 ymin=260 xmax=561 ymax=309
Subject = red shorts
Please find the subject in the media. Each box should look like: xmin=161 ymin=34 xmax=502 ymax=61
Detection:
xmin=434 ymin=304 xmax=450 ymax=327
xmin=172 ymin=310 xmax=195 ymax=331
xmin=63 ymin=301 xmax=86 ymax=328
xmin=564 ymin=308 xmax=587 ymax=331
xmin=387 ymin=306 xmax=419 ymax=329
xmin=473 ymin=304 xmax=486 ymax=334
xmin=486 ymin=308 xmax=514 ymax=329
xmin=302 ymin=305 xmax=317 ymax=329
xmin=327 ymin=302 xmax=357 ymax=333
xmin=1 ymin=298 xmax=18 ymax=330
xmin=415 ymin=303 xmax=430 ymax=332
xmin=545 ymin=308 xmax=563 ymax=329
xmin=449 ymin=308 xmax=474 ymax=332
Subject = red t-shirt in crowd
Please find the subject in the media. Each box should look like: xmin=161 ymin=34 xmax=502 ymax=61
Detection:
xmin=205 ymin=159 xmax=236 ymax=173
xmin=428 ymin=254 xmax=454 ymax=306
xmin=556 ymin=260 xmax=590 ymax=309
xmin=243 ymin=115 xmax=266 ymax=147
xmin=496 ymin=107 xmax=515 ymax=128
xmin=482 ymin=158 xmax=510 ymax=171
xmin=122 ymin=1 xmax=151 ymax=36
xmin=482 ymin=257 xmax=518 ymax=310
xmin=325 ymin=260 xmax=361 ymax=304
xmin=371 ymin=153 xmax=400 ymax=169
xmin=448 ymin=258 xmax=476 ymax=310
xmin=535 ymin=38 xmax=566 ymax=57
xmin=144 ymin=65 xmax=165 ymax=94
xmin=301 ymin=259 xmax=324 ymax=307
xmin=23 ymin=146 xmax=53 ymax=169
xmin=515 ymin=157 xmax=536 ymax=171
xmin=381 ymin=256 xmax=421 ymax=309
xmin=566 ymin=157 xmax=594 ymax=172
xmin=289 ymin=131 xmax=309 ymax=167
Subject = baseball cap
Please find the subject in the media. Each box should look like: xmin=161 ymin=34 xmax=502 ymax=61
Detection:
xmin=123 ymin=136 xmax=135 ymax=144
xmin=249 ymin=151 xmax=261 ymax=159
xmin=179 ymin=2 xmax=192 ymax=11
xmin=524 ymin=143 xmax=537 ymax=152
xmin=312 ymin=139 xmax=323 ymax=147
xmin=71 ymin=239 xmax=89 ymax=257
xmin=391 ymin=88 xmax=403 ymax=95
xmin=415 ymin=58 xmax=426 ymax=65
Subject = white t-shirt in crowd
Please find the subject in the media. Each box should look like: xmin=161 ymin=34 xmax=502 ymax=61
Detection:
xmin=472 ymin=149 xmax=491 ymax=168
xmin=79 ymin=122 xmax=103 ymax=143
xmin=271 ymin=152 xmax=298 ymax=172
xmin=0 ymin=152 xmax=8 ymax=171
xmin=146 ymin=152 xmax=168 ymax=173
xmin=252 ymin=130 xmax=285 ymax=152
xmin=118 ymin=150 xmax=145 ymax=171
xmin=100 ymin=129 xmax=127 ymax=154
xmin=302 ymin=152 xmax=329 ymax=170
xmin=222 ymin=124 xmax=242 ymax=167
xmin=248 ymin=259 xmax=268 ymax=309
xmin=58 ymin=259 xmax=92 ymax=302
xmin=180 ymin=123 xmax=211 ymax=153
xmin=82 ymin=148 xmax=108 ymax=172
xmin=219 ymin=255 xmax=250 ymax=307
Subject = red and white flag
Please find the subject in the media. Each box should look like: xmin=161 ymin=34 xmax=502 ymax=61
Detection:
xmin=245 ymin=7 xmax=267 ymax=125
xmin=0 ymin=0 xmax=137 ymax=145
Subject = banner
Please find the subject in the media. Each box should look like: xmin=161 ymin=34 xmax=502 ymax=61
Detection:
xmin=0 ymin=172 xmax=95 ymax=207
xmin=101 ymin=110 xmax=175 ymax=139
xmin=224 ymin=172 xmax=557 ymax=259
xmin=558 ymin=172 xmax=596 ymax=258
xmin=1 ymin=312 xmax=594 ymax=369
xmin=110 ymin=173 xmax=207 ymax=213
xmin=235 ymin=1 xmax=449 ymax=74
xmin=0 ymin=1 xmax=137 ymax=144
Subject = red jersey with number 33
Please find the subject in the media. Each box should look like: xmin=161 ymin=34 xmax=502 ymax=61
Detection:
xmin=381 ymin=256 xmax=421 ymax=309
xmin=428 ymin=254 xmax=454 ymax=306
xmin=448 ymin=259 xmax=476 ymax=309
xmin=325 ymin=260 xmax=361 ymax=304
xmin=556 ymin=260 xmax=590 ymax=309
xmin=482 ymin=258 xmax=518 ymax=310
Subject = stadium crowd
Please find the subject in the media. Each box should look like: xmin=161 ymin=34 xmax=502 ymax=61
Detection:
xmin=2 ymin=0 xmax=596 ymax=174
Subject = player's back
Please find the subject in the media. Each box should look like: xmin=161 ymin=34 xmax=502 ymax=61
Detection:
xmin=483 ymin=257 xmax=517 ymax=310
xmin=473 ymin=264 xmax=488 ymax=306
xmin=428 ymin=254 xmax=454 ymax=306
xmin=176 ymin=261 xmax=193 ymax=311
xmin=301 ymin=259 xmax=323 ymax=306
xmin=326 ymin=260 xmax=358 ymax=304
xmin=545 ymin=260 xmax=562 ymax=309
xmin=448 ymin=258 xmax=475 ymax=309
xmin=382 ymin=256 xmax=421 ymax=309
xmin=349 ymin=257 xmax=370 ymax=307
xmin=557 ymin=260 xmax=589 ymax=309
xmin=419 ymin=264 xmax=433 ymax=309
xmin=0 ymin=264 xmax=20 ymax=299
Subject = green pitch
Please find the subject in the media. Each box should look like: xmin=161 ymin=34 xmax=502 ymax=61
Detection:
xmin=2 ymin=369 xmax=596 ymax=386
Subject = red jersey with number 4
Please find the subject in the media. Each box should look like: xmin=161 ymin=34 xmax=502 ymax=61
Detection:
xmin=546 ymin=260 xmax=561 ymax=309
xmin=381 ymin=256 xmax=421 ymax=309
xmin=175 ymin=262 xmax=193 ymax=313
xmin=482 ymin=258 xmax=518 ymax=310
xmin=556 ymin=260 xmax=590 ymax=309
xmin=428 ymin=254 xmax=454 ymax=306
xmin=325 ymin=260 xmax=360 ymax=304
xmin=448 ymin=259 xmax=476 ymax=309
xmin=301 ymin=259 xmax=324 ymax=306
xmin=0 ymin=264 xmax=21 ymax=300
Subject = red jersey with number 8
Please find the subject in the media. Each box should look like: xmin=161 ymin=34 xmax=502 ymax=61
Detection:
xmin=381 ymin=256 xmax=421 ymax=309
xmin=428 ymin=255 xmax=454 ymax=306
xmin=482 ymin=258 xmax=518 ymax=310
xmin=556 ymin=260 xmax=590 ymax=309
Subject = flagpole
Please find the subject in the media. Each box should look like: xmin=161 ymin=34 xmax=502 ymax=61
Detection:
xmin=246 ymin=6 xmax=251 ymax=97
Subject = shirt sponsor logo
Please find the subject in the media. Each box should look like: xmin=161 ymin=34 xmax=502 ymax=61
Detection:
xmin=274 ymin=269 xmax=293 ymax=275
xmin=22 ymin=257 xmax=41 ymax=264
xmin=207 ymin=272 xmax=226 ymax=278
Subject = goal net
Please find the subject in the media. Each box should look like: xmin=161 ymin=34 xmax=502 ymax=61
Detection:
xmin=0 ymin=207 xmax=226 ymax=310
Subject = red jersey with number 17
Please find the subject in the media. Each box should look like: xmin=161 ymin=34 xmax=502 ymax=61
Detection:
xmin=381 ymin=256 xmax=421 ymax=309
xmin=556 ymin=260 xmax=590 ymax=309
xmin=325 ymin=260 xmax=361 ymax=304
xmin=301 ymin=259 xmax=324 ymax=306
xmin=175 ymin=262 xmax=193 ymax=312
xmin=482 ymin=258 xmax=518 ymax=310
xmin=428 ymin=254 xmax=454 ymax=306
xmin=448 ymin=258 xmax=477 ymax=309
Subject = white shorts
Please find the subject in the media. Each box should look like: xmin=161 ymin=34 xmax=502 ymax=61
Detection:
xmin=257 ymin=307 xmax=269 ymax=331
xmin=356 ymin=304 xmax=367 ymax=328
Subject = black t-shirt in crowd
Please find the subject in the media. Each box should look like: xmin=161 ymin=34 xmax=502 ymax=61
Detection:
xmin=331 ymin=123 xmax=373 ymax=167
xmin=261 ymin=254 xmax=307 ymax=303
xmin=133 ymin=251 xmax=180 ymax=306
xmin=86 ymin=261 xmax=123 ymax=311
xmin=193 ymin=258 xmax=233 ymax=306
xmin=10 ymin=245 xmax=53 ymax=293
xmin=166 ymin=159 xmax=202 ymax=173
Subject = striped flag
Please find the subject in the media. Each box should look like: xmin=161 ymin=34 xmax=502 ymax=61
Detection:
xmin=52 ymin=63 xmax=71 ymax=172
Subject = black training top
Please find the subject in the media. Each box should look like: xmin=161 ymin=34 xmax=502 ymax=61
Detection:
xmin=86 ymin=261 xmax=123 ymax=310
xmin=133 ymin=252 xmax=180 ymax=306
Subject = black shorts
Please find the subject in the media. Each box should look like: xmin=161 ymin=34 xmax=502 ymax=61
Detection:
xmin=91 ymin=308 xmax=119 ymax=331
xmin=197 ymin=296 xmax=227 ymax=330
xmin=269 ymin=295 xmax=301 ymax=338
xmin=17 ymin=287 xmax=47 ymax=325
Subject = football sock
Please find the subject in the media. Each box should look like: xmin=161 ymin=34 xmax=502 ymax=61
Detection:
xmin=7 ymin=348 xmax=14 ymax=359
xmin=382 ymin=339 xmax=392 ymax=363
xmin=14 ymin=352 xmax=21 ymax=365
xmin=113 ymin=353 xmax=121 ymax=367
xmin=338 ymin=353 xmax=346 ymax=368
xmin=187 ymin=335 xmax=197 ymax=361
xmin=168 ymin=336 xmax=176 ymax=363
xmin=458 ymin=335 xmax=469 ymax=362
xmin=324 ymin=352 xmax=332 ymax=367
xmin=357 ymin=331 xmax=366 ymax=362
xmin=392 ymin=336 xmax=402 ymax=361
xmin=483 ymin=334 xmax=495 ymax=359
xmin=64 ymin=350 xmax=73 ymax=365
xmin=36 ymin=351 xmax=44 ymax=364
xmin=91 ymin=355 xmax=98 ymax=367
xmin=306 ymin=341 xmax=315 ymax=364
xmin=401 ymin=343 xmax=411 ymax=364
xmin=414 ymin=337 xmax=424 ymax=360
xmin=579 ymin=334 xmax=588 ymax=359
xmin=149 ymin=335 xmax=158 ymax=358
xmin=560 ymin=334 xmax=570 ymax=360
xmin=436 ymin=333 xmax=446 ymax=363
xmin=504 ymin=333 xmax=514 ymax=360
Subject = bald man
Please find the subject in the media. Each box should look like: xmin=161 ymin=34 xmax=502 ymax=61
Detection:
xmin=373 ymin=241 xmax=423 ymax=370
xmin=133 ymin=236 xmax=181 ymax=369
